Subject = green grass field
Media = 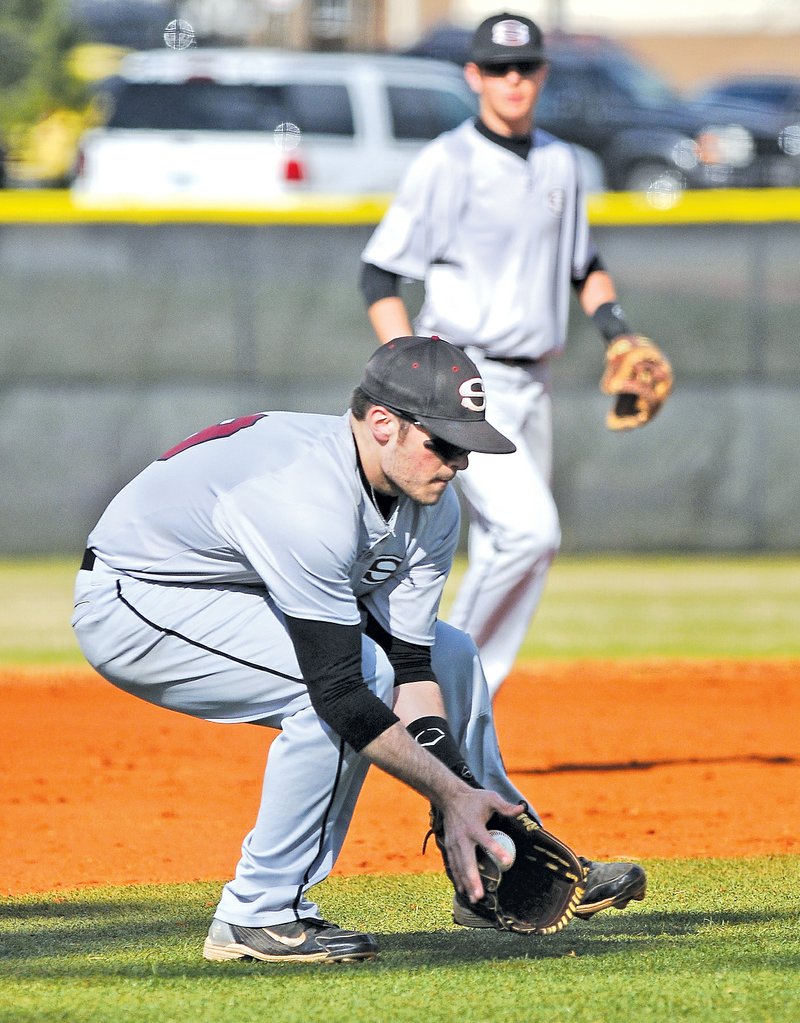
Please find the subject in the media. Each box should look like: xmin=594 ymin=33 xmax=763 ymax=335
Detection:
xmin=2 ymin=553 xmax=800 ymax=665
xmin=2 ymin=555 xmax=799 ymax=1021
xmin=2 ymin=863 xmax=798 ymax=1023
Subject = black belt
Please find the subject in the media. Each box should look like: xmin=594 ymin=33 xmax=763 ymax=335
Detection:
xmin=483 ymin=355 xmax=542 ymax=368
xmin=81 ymin=548 xmax=96 ymax=571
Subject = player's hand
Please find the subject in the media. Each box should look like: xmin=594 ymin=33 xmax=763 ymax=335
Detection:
xmin=439 ymin=790 xmax=524 ymax=902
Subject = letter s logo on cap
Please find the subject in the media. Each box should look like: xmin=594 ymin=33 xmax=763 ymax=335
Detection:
xmin=459 ymin=378 xmax=486 ymax=412
xmin=492 ymin=20 xmax=531 ymax=47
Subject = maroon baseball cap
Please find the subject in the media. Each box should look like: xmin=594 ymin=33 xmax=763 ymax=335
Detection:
xmin=469 ymin=12 xmax=545 ymax=65
xmin=359 ymin=336 xmax=516 ymax=454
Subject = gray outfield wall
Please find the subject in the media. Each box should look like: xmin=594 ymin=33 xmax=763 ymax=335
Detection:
xmin=0 ymin=215 xmax=798 ymax=555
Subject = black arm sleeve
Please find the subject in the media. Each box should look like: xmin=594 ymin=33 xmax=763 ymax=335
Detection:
xmin=359 ymin=261 xmax=401 ymax=307
xmin=284 ymin=615 xmax=399 ymax=752
xmin=363 ymin=611 xmax=436 ymax=685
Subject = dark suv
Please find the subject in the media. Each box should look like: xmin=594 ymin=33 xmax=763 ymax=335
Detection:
xmin=405 ymin=27 xmax=800 ymax=191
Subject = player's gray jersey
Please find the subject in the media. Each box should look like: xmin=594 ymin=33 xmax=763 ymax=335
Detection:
xmin=88 ymin=411 xmax=460 ymax=646
xmin=361 ymin=120 xmax=595 ymax=359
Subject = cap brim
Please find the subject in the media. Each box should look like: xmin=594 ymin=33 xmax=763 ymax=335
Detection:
xmin=474 ymin=51 xmax=545 ymax=64
xmin=415 ymin=415 xmax=516 ymax=455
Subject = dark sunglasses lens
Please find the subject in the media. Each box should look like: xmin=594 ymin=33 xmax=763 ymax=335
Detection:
xmin=387 ymin=407 xmax=468 ymax=460
xmin=424 ymin=437 xmax=469 ymax=461
xmin=484 ymin=62 xmax=539 ymax=77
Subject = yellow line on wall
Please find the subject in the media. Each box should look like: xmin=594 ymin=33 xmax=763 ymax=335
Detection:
xmin=587 ymin=187 xmax=800 ymax=225
xmin=1 ymin=188 xmax=800 ymax=226
xmin=0 ymin=190 xmax=394 ymax=225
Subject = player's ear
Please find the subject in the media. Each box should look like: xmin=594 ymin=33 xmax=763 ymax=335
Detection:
xmin=464 ymin=62 xmax=483 ymax=95
xmin=366 ymin=405 xmax=395 ymax=446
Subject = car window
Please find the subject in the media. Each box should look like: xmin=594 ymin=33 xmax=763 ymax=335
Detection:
xmin=720 ymin=83 xmax=798 ymax=109
xmin=725 ymin=84 xmax=764 ymax=104
xmin=604 ymin=55 xmax=678 ymax=108
xmin=538 ymin=64 xmax=609 ymax=119
xmin=543 ymin=48 xmax=678 ymax=112
xmin=286 ymin=82 xmax=354 ymax=135
xmin=105 ymin=81 xmax=355 ymax=135
xmin=387 ymin=85 xmax=475 ymax=140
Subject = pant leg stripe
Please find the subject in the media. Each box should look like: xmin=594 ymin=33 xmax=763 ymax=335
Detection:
xmin=114 ymin=579 xmax=304 ymax=684
xmin=292 ymin=735 xmax=347 ymax=920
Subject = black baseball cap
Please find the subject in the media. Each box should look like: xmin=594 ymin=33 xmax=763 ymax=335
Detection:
xmin=469 ymin=12 xmax=545 ymax=66
xmin=359 ymin=336 xmax=515 ymax=455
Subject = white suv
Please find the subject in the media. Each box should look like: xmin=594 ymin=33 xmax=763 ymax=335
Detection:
xmin=71 ymin=48 xmax=482 ymax=201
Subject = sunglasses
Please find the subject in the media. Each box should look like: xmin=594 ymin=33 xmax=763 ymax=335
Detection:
xmin=385 ymin=406 xmax=470 ymax=463
xmin=481 ymin=61 xmax=543 ymax=78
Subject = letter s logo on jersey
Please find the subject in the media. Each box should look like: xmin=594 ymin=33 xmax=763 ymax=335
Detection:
xmin=363 ymin=555 xmax=402 ymax=585
xmin=459 ymin=378 xmax=486 ymax=413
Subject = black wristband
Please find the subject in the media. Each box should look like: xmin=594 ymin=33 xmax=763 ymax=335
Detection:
xmin=407 ymin=715 xmax=482 ymax=789
xmin=592 ymin=301 xmax=632 ymax=344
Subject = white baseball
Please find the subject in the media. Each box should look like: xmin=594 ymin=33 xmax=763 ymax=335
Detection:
xmin=487 ymin=830 xmax=516 ymax=872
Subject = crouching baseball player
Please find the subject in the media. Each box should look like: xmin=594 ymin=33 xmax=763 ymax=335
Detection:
xmin=72 ymin=336 xmax=645 ymax=964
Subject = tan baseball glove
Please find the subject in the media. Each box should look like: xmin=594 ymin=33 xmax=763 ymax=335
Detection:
xmin=600 ymin=334 xmax=673 ymax=431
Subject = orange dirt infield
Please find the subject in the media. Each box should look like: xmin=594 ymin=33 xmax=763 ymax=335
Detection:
xmin=3 ymin=659 xmax=798 ymax=897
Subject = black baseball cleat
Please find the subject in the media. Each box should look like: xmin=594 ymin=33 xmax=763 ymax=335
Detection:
xmin=202 ymin=917 xmax=379 ymax=963
xmin=452 ymin=860 xmax=646 ymax=929
xmin=574 ymin=858 xmax=647 ymax=919
xmin=452 ymin=896 xmax=497 ymax=929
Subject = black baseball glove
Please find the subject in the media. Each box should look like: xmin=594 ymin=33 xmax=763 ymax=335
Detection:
xmin=428 ymin=804 xmax=585 ymax=935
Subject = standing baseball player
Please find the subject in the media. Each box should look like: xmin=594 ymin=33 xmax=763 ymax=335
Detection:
xmin=72 ymin=337 xmax=645 ymax=964
xmin=360 ymin=12 xmax=672 ymax=699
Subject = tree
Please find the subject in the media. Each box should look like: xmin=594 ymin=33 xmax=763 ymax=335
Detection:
xmin=0 ymin=0 xmax=88 ymax=135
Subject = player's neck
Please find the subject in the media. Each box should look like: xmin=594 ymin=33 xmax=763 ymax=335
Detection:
xmin=351 ymin=417 xmax=399 ymax=508
xmin=478 ymin=105 xmax=533 ymax=140
xmin=475 ymin=118 xmax=532 ymax=160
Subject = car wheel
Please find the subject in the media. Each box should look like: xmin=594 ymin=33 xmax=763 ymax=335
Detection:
xmin=623 ymin=161 xmax=685 ymax=195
